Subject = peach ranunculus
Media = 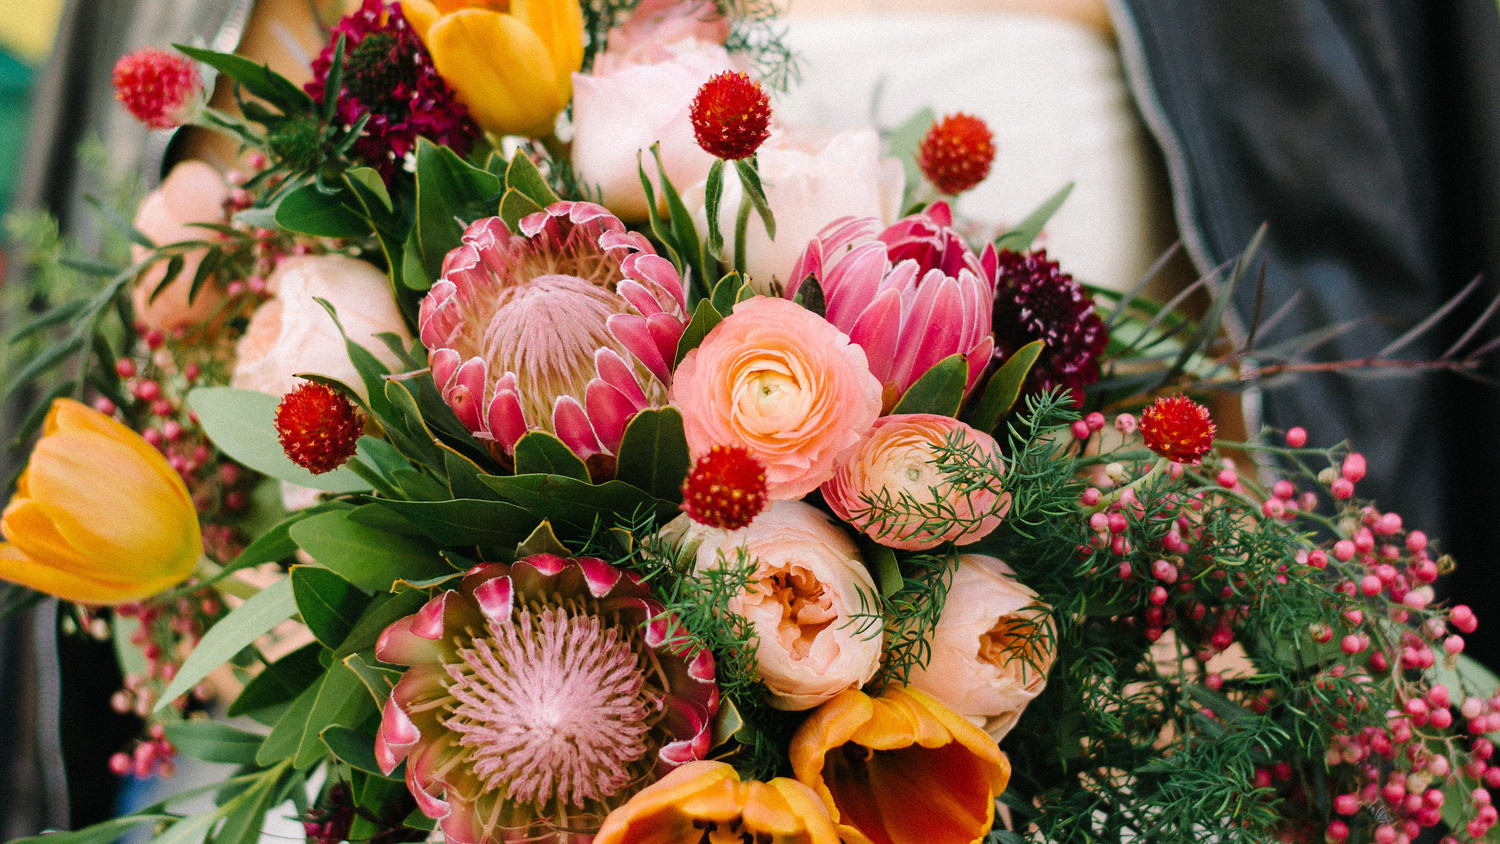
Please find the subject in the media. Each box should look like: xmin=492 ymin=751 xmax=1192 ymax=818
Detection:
xmin=696 ymin=126 xmax=905 ymax=293
xmin=593 ymin=760 xmax=840 ymax=844
xmin=906 ymin=554 xmax=1057 ymax=740
xmin=402 ymin=0 xmax=584 ymax=138
xmin=570 ymin=3 xmax=734 ymax=222
xmin=0 ymin=399 xmax=202 ymax=604
xmin=789 ymin=685 xmax=1011 ymax=844
xmin=231 ymin=255 xmax=413 ymax=400
xmin=689 ymin=500 xmax=883 ymax=711
xmin=130 ymin=160 xmax=231 ymax=332
xmin=671 ymin=296 xmax=881 ymax=500
xmin=821 ymin=413 xmax=1010 ymax=551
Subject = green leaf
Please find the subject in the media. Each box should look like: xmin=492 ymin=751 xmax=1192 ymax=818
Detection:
xmin=709 ymin=271 xmax=754 ymax=316
xmin=289 ymin=511 xmax=448 ymax=593
xmin=516 ymin=520 xmax=573 ymax=558
xmin=6 ymin=816 xmax=173 ymax=844
xmin=293 ymin=661 xmax=374 ymax=767
xmin=311 ymin=297 xmax=397 ymax=420
xmin=411 ymin=139 xmax=503 ymax=280
xmin=254 ymin=669 xmax=319 ymax=766
xmin=674 ymin=298 xmax=723 ymax=366
xmin=791 ymin=274 xmax=826 ymax=318
xmin=156 ymin=577 xmax=296 ymax=711
xmin=477 ymin=474 xmax=675 ymax=537
xmin=188 ymin=387 xmax=370 ymax=492
xmin=733 ymin=158 xmax=775 ymax=241
xmin=211 ymin=764 xmax=294 ymax=844
xmin=614 ymin=407 xmax=691 ymax=503
xmin=648 ymin=144 xmax=711 ymax=302
xmin=291 ymin=565 xmax=372 ymax=649
xmin=499 ymin=188 xmax=546 ymax=231
xmin=884 ymin=107 xmax=937 ymax=206
xmin=890 ymin=353 xmax=969 ymax=416
xmin=513 ymin=431 xmax=591 ymax=482
xmin=144 ymin=812 xmax=220 ymax=844
xmin=994 ymin=182 xmax=1074 ymax=253
xmin=373 ymin=498 xmax=541 ymax=549
xmin=175 ymin=44 xmax=314 ymax=114
xmin=704 ymin=158 xmax=726 ymax=255
xmin=323 ymin=724 xmax=387 ymax=776
xmin=162 ymin=720 xmax=264 ymax=765
xmin=229 ymin=641 xmax=324 ymax=720
xmin=274 ymin=184 xmax=370 ymax=238
xmin=504 ymin=150 xmax=561 ymax=208
xmin=343 ymin=652 xmax=401 ymax=704
xmin=964 ymin=339 xmax=1044 ymax=433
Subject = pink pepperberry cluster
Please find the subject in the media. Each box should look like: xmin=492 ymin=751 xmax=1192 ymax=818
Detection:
xmin=108 ymin=723 xmax=178 ymax=781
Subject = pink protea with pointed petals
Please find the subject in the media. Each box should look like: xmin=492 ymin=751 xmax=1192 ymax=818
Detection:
xmin=785 ymin=202 xmax=997 ymax=411
xmin=375 ymin=553 xmax=719 ymax=844
xmin=419 ymin=202 xmax=689 ymax=464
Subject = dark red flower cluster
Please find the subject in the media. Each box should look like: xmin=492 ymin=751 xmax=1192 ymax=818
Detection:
xmin=918 ymin=112 xmax=995 ymax=195
xmin=690 ymin=71 xmax=772 ymax=160
xmin=305 ymin=0 xmax=479 ymax=180
xmin=681 ymin=444 xmax=768 ymax=530
xmin=1139 ymin=394 xmax=1216 ymax=464
xmin=274 ymin=382 xmax=363 ymax=475
xmin=990 ymin=249 xmax=1109 ymax=406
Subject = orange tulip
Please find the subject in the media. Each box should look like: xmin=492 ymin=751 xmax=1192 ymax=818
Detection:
xmin=594 ymin=760 xmax=841 ymax=844
xmin=0 ymin=399 xmax=201 ymax=604
xmin=789 ymin=685 xmax=1011 ymax=844
xmin=402 ymin=0 xmax=584 ymax=137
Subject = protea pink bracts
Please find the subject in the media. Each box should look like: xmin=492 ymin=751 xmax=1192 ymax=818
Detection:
xmin=784 ymin=202 xmax=998 ymax=411
xmin=419 ymin=202 xmax=688 ymax=461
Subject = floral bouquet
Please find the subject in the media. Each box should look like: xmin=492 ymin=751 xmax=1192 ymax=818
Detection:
xmin=5 ymin=1 xmax=1500 ymax=843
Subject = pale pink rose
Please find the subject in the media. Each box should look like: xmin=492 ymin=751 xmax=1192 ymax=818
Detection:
xmin=696 ymin=126 xmax=905 ymax=293
xmin=689 ymin=500 xmax=883 ymax=710
xmin=822 ymin=414 xmax=1010 ymax=551
xmin=671 ymin=296 xmax=881 ymax=500
xmin=906 ymin=554 xmax=1056 ymax=740
xmin=130 ymin=160 xmax=230 ymax=331
xmin=232 ymin=255 xmax=412 ymax=399
xmin=570 ymin=29 xmax=735 ymax=222
xmin=605 ymin=0 xmax=729 ymax=61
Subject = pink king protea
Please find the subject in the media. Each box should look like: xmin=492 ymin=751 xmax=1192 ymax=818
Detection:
xmin=784 ymin=202 xmax=998 ymax=411
xmin=374 ymin=553 xmax=719 ymax=844
xmin=419 ymin=202 xmax=689 ymax=463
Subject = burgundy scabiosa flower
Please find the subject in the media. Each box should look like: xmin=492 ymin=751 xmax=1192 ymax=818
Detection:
xmin=419 ymin=202 xmax=689 ymax=463
xmin=375 ymin=553 xmax=719 ymax=844
xmin=990 ymin=249 xmax=1109 ymax=407
xmin=274 ymin=382 xmax=363 ymax=474
xmin=1139 ymin=394 xmax=1216 ymax=464
xmin=785 ymin=202 xmax=998 ymax=411
xmin=305 ymin=0 xmax=480 ymax=179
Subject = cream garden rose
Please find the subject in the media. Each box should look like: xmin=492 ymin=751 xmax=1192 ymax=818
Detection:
xmin=822 ymin=413 xmax=1009 ymax=550
xmin=689 ymin=500 xmax=883 ymax=710
xmin=671 ymin=296 xmax=881 ymax=500
xmin=232 ymin=255 xmax=412 ymax=399
xmin=906 ymin=554 xmax=1056 ymax=740
xmin=130 ymin=160 xmax=231 ymax=332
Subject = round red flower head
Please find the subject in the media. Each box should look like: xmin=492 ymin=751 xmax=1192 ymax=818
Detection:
xmin=918 ymin=112 xmax=996 ymax=195
xmin=1139 ymin=394 xmax=1217 ymax=465
xmin=374 ymin=554 xmax=719 ymax=844
xmin=112 ymin=47 xmax=203 ymax=130
xmin=681 ymin=444 xmax=768 ymax=530
xmin=274 ymin=382 xmax=363 ymax=474
xmin=690 ymin=71 xmax=772 ymax=160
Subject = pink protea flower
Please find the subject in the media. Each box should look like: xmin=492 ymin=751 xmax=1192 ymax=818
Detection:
xmin=785 ymin=202 xmax=998 ymax=411
xmin=419 ymin=202 xmax=689 ymax=463
xmin=375 ymin=553 xmax=719 ymax=844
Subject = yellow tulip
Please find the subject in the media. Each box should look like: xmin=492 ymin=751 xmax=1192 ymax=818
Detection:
xmin=594 ymin=760 xmax=842 ymax=844
xmin=403 ymin=0 xmax=584 ymax=138
xmin=789 ymin=685 xmax=1012 ymax=844
xmin=0 ymin=399 xmax=202 ymax=604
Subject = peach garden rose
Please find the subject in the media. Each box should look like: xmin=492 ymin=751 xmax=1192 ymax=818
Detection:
xmin=130 ymin=160 xmax=231 ymax=332
xmin=671 ymin=296 xmax=881 ymax=500
xmin=821 ymin=413 xmax=1009 ymax=550
xmin=689 ymin=500 xmax=883 ymax=711
xmin=906 ymin=554 xmax=1056 ymax=740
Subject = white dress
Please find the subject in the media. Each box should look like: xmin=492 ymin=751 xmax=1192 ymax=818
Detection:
xmin=776 ymin=12 xmax=1178 ymax=292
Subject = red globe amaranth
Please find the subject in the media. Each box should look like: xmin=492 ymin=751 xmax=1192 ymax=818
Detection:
xmin=681 ymin=444 xmax=768 ymax=530
xmin=274 ymin=382 xmax=363 ymax=474
xmin=1139 ymin=395 xmax=1217 ymax=464
xmin=690 ymin=71 xmax=772 ymax=160
xmin=918 ymin=113 xmax=996 ymax=195
xmin=990 ymin=248 xmax=1108 ymax=407
xmin=112 ymin=47 xmax=202 ymax=130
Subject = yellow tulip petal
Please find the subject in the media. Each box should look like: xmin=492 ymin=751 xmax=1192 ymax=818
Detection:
xmin=428 ymin=9 xmax=565 ymax=137
xmin=510 ymin=0 xmax=584 ymax=94
xmin=870 ymin=744 xmax=992 ymax=844
xmin=0 ymin=543 xmax=181 ymax=604
xmin=401 ymin=0 xmax=442 ymax=39
xmin=28 ymin=432 xmax=197 ymax=569
xmin=2 ymin=498 xmax=108 ymax=574
xmin=48 ymin=398 xmax=191 ymax=505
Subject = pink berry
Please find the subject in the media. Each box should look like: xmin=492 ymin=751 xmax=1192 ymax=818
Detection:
xmin=1285 ymin=427 xmax=1307 ymax=447
xmin=1331 ymin=478 xmax=1355 ymax=499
